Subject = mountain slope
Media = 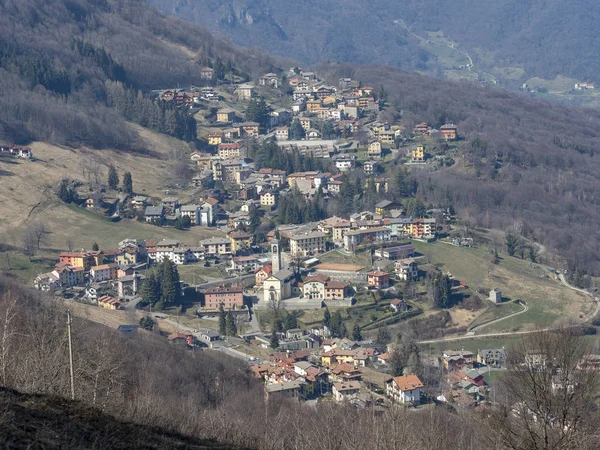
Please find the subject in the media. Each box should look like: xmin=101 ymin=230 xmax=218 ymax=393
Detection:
xmin=151 ymin=0 xmax=600 ymax=84
xmin=0 ymin=0 xmax=276 ymax=149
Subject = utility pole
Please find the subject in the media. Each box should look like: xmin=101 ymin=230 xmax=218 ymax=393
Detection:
xmin=66 ymin=310 xmax=75 ymax=400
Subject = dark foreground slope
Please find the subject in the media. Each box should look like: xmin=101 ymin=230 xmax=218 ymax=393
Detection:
xmin=0 ymin=387 xmax=243 ymax=450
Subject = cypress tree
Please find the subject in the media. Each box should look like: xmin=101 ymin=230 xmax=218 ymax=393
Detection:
xmin=352 ymin=323 xmax=363 ymax=341
xmin=108 ymin=165 xmax=119 ymax=190
xmin=270 ymin=330 xmax=279 ymax=349
xmin=122 ymin=172 xmax=133 ymax=194
xmin=226 ymin=311 xmax=237 ymax=336
xmin=323 ymin=308 xmax=331 ymax=329
xmin=140 ymin=272 xmax=160 ymax=306
xmin=161 ymin=259 xmax=178 ymax=304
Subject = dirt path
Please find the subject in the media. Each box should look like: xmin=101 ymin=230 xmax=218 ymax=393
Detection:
xmin=468 ymin=301 xmax=529 ymax=332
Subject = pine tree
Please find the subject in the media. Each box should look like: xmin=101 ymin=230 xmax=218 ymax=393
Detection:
xmin=57 ymin=179 xmax=72 ymax=203
xmin=160 ymin=259 xmax=178 ymax=304
xmin=122 ymin=172 xmax=133 ymax=194
xmin=108 ymin=165 xmax=119 ymax=190
xmin=219 ymin=304 xmax=227 ymax=335
xmin=140 ymin=272 xmax=160 ymax=306
xmin=390 ymin=350 xmax=404 ymax=376
xmin=226 ymin=311 xmax=237 ymax=336
xmin=270 ymin=330 xmax=279 ymax=349
xmin=91 ymin=242 xmax=99 ymax=251
xmin=352 ymin=323 xmax=363 ymax=341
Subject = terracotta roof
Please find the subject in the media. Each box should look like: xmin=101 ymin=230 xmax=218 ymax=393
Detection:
xmin=391 ymin=375 xmax=424 ymax=391
xmin=205 ymin=197 xmax=219 ymax=206
xmin=254 ymin=264 xmax=273 ymax=275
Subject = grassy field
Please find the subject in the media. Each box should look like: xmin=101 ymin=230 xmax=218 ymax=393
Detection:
xmin=411 ymin=240 xmax=591 ymax=332
xmin=468 ymin=301 xmax=524 ymax=329
xmin=0 ymin=252 xmax=55 ymax=282
xmin=0 ymin=125 xmax=223 ymax=257
xmin=177 ymin=265 xmax=227 ymax=284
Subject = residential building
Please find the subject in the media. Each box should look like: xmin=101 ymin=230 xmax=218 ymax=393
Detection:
xmin=343 ymin=227 xmax=391 ymax=251
xmin=259 ymin=73 xmax=279 ymax=88
xmin=90 ymin=263 xmax=117 ymax=282
xmin=442 ymin=350 xmax=474 ymax=370
xmin=260 ymin=190 xmax=277 ymax=207
xmin=395 ymin=259 xmax=418 ymax=281
xmin=299 ymin=275 xmax=350 ymax=300
xmin=332 ymin=381 xmax=361 ymax=402
xmin=58 ymin=251 xmax=102 ymax=271
xmin=363 ymin=160 xmax=379 ymax=175
xmin=289 ymin=232 xmax=327 ymax=258
xmin=200 ymin=237 xmax=232 ymax=255
xmin=367 ymin=141 xmax=383 ymax=158
xmin=200 ymin=67 xmax=215 ymax=80
xmin=276 ymin=126 xmax=289 ymax=140
xmin=228 ymin=231 xmax=252 ymax=253
xmin=180 ymin=205 xmax=201 ymax=225
xmin=440 ymin=124 xmax=458 ymax=140
xmin=33 ymin=272 xmax=61 ymax=292
xmin=212 ymin=160 xmax=242 ymax=183
xmin=331 ymin=220 xmax=352 ymax=242
xmin=408 ymin=218 xmax=436 ymax=238
xmin=375 ymin=200 xmax=400 ymax=215
xmin=254 ymin=265 xmax=273 ymax=286
xmin=208 ymin=130 xmax=224 ymax=145
xmin=161 ymin=197 xmax=180 ymax=212
xmin=236 ymin=84 xmax=255 ymax=101
xmin=477 ymin=348 xmax=507 ymax=367
xmin=413 ymin=122 xmax=431 ymax=135
xmin=412 ymin=145 xmax=425 ymax=162
xmin=216 ymin=108 xmax=235 ymax=123
xmin=231 ymin=256 xmax=261 ymax=273
xmin=332 ymin=153 xmax=356 ymax=172
xmin=386 ymin=375 xmax=423 ymax=405
xmin=203 ymin=285 xmax=244 ymax=310
xmin=237 ymin=122 xmax=260 ymax=137
xmin=98 ymin=295 xmax=120 ymax=310
xmin=390 ymin=299 xmax=410 ymax=312
xmin=367 ymin=271 xmax=390 ymax=289
xmin=373 ymin=177 xmax=390 ymax=193
xmin=218 ymin=143 xmax=241 ymax=159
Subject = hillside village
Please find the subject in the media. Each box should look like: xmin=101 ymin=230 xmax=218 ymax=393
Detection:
xmin=20 ymin=64 xmax=599 ymax=410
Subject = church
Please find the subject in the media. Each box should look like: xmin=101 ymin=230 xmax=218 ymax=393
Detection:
xmin=263 ymin=239 xmax=296 ymax=302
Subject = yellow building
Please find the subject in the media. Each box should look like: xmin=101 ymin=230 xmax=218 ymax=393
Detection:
xmin=260 ymin=191 xmax=277 ymax=207
xmin=217 ymin=109 xmax=235 ymax=123
xmin=332 ymin=221 xmax=352 ymax=242
xmin=306 ymin=99 xmax=322 ymax=112
xmin=228 ymin=231 xmax=252 ymax=253
xmin=412 ymin=145 xmax=425 ymax=162
xmin=208 ymin=131 xmax=223 ymax=145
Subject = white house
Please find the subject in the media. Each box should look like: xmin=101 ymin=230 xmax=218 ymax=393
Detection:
xmin=386 ymin=375 xmax=423 ymax=405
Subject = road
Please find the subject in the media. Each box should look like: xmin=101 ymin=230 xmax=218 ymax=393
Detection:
xmin=468 ymin=301 xmax=529 ymax=332
xmin=419 ymin=274 xmax=599 ymax=345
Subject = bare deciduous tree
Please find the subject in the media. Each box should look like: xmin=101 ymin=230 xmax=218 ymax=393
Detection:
xmin=490 ymin=327 xmax=600 ymax=450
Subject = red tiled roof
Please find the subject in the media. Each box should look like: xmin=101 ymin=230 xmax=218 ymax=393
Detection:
xmin=392 ymin=375 xmax=424 ymax=391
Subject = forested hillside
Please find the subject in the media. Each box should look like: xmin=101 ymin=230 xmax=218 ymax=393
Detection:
xmin=151 ymin=0 xmax=600 ymax=84
xmin=315 ymin=62 xmax=600 ymax=275
xmin=0 ymin=0 xmax=276 ymax=149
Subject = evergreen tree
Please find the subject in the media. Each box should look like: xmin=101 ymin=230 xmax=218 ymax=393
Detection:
xmin=139 ymin=316 xmax=155 ymax=330
xmin=270 ymin=330 xmax=279 ymax=349
xmin=323 ymin=308 xmax=331 ymax=329
xmin=330 ymin=311 xmax=345 ymax=338
xmin=160 ymin=259 xmax=180 ymax=304
xmin=226 ymin=311 xmax=237 ymax=336
xmin=352 ymin=323 xmax=363 ymax=341
xmin=57 ymin=179 xmax=72 ymax=203
xmin=284 ymin=312 xmax=298 ymax=331
xmin=219 ymin=304 xmax=227 ymax=335
xmin=506 ymin=232 xmax=519 ymax=256
xmin=122 ymin=172 xmax=133 ymax=194
xmin=91 ymin=242 xmax=99 ymax=251
xmin=390 ymin=350 xmax=404 ymax=376
xmin=140 ymin=272 xmax=160 ymax=306
xmin=108 ymin=165 xmax=119 ymax=190
xmin=248 ymin=207 xmax=261 ymax=233
xmin=289 ymin=119 xmax=306 ymax=140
